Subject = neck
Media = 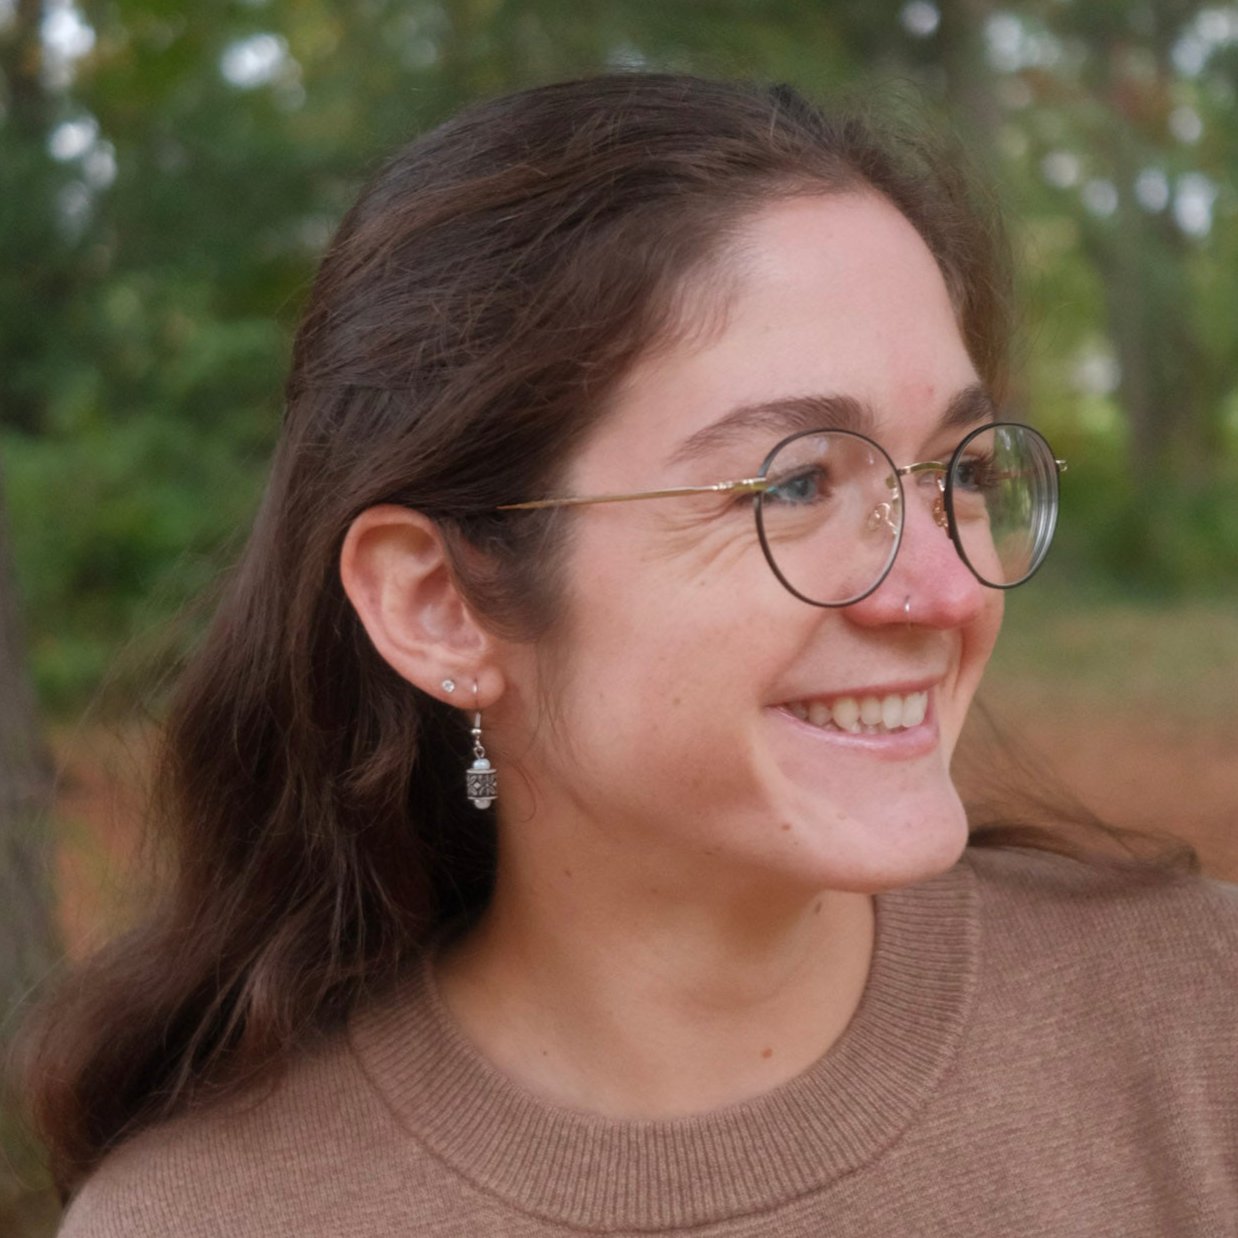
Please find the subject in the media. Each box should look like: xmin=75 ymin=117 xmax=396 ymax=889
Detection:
xmin=436 ymin=842 xmax=876 ymax=1119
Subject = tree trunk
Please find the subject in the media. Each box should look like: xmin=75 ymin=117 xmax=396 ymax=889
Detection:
xmin=1 ymin=0 xmax=62 ymax=1216
xmin=0 ymin=456 xmax=57 ymax=1208
xmin=938 ymin=0 xmax=1000 ymax=161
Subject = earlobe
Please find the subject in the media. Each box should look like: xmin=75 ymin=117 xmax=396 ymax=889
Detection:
xmin=339 ymin=506 xmax=503 ymax=704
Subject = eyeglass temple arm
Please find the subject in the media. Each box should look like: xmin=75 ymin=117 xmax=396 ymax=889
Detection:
xmin=498 ymin=457 xmax=1068 ymax=513
xmin=894 ymin=458 xmax=1068 ymax=483
xmin=497 ymin=478 xmax=769 ymax=511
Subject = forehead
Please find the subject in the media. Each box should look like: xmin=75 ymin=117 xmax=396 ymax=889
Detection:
xmin=577 ymin=191 xmax=981 ymax=481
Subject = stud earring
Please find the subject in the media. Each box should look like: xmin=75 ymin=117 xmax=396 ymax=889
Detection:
xmin=441 ymin=678 xmax=456 ymax=694
xmin=465 ymin=681 xmax=497 ymax=810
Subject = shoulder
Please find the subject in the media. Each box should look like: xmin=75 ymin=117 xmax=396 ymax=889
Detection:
xmin=964 ymin=843 xmax=1238 ymax=951
xmin=57 ymin=1028 xmax=411 ymax=1238
xmin=962 ymin=843 xmax=1238 ymax=1022
xmin=919 ymin=848 xmax=1238 ymax=1227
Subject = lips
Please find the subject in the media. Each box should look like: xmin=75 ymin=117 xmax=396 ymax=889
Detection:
xmin=780 ymin=689 xmax=930 ymax=735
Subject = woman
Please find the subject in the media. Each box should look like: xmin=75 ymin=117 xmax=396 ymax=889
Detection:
xmin=27 ymin=74 xmax=1237 ymax=1235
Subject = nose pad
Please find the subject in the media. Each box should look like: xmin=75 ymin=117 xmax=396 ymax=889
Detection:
xmin=931 ymin=476 xmax=949 ymax=531
xmin=867 ymin=498 xmax=899 ymax=537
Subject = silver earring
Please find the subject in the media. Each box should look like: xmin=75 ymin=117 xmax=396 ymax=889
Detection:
xmin=441 ymin=678 xmax=456 ymax=694
xmin=465 ymin=682 xmax=497 ymax=809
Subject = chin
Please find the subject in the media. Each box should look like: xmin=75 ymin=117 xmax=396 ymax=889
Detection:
xmin=781 ymin=782 xmax=972 ymax=895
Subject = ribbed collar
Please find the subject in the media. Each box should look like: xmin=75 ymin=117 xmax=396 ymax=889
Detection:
xmin=348 ymin=856 xmax=979 ymax=1231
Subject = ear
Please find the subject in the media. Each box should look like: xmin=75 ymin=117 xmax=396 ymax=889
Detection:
xmin=339 ymin=506 xmax=504 ymax=707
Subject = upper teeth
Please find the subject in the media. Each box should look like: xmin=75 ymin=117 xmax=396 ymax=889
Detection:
xmin=785 ymin=691 xmax=928 ymax=733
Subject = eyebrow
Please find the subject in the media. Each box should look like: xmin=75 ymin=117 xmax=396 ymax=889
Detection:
xmin=667 ymin=382 xmax=997 ymax=469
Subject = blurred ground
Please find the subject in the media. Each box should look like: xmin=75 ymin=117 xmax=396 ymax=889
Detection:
xmin=961 ymin=699 xmax=1238 ymax=879
xmin=51 ymin=722 xmax=153 ymax=959
xmin=974 ymin=592 xmax=1238 ymax=880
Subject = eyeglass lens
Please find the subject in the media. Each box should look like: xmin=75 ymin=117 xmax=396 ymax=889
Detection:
xmin=754 ymin=423 xmax=1059 ymax=607
xmin=948 ymin=423 xmax=1059 ymax=590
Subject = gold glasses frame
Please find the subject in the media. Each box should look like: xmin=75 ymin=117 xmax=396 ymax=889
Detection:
xmin=498 ymin=422 xmax=1067 ymax=607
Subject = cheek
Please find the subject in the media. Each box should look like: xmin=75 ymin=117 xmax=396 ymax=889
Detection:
xmin=970 ymin=592 xmax=1005 ymax=676
xmin=539 ymin=546 xmax=791 ymax=792
xmin=564 ymin=514 xmax=780 ymax=666
xmin=944 ymin=594 xmax=1003 ymax=750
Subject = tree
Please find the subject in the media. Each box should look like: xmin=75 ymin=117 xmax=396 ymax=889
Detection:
xmin=0 ymin=460 xmax=57 ymax=1219
xmin=0 ymin=2 xmax=63 ymax=1221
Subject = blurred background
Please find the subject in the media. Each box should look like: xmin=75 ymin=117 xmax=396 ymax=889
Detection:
xmin=2 ymin=1 xmax=1237 ymax=1231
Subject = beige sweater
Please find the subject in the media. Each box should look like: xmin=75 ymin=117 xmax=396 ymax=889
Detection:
xmin=60 ymin=847 xmax=1238 ymax=1236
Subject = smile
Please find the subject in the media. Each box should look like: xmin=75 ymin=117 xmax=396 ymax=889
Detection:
xmin=780 ymin=690 xmax=929 ymax=735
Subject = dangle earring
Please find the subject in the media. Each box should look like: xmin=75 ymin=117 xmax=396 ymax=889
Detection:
xmin=465 ymin=681 xmax=497 ymax=810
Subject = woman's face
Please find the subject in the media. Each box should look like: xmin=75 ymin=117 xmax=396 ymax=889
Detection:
xmin=497 ymin=192 xmax=1003 ymax=897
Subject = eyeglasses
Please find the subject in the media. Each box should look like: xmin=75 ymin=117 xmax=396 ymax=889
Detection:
xmin=498 ymin=421 xmax=1066 ymax=607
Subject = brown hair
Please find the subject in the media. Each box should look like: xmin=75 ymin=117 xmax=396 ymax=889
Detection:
xmin=19 ymin=72 xmax=1189 ymax=1195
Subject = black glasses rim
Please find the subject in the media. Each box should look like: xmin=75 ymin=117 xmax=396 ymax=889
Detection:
xmin=754 ymin=427 xmax=904 ymax=609
xmin=944 ymin=421 xmax=1060 ymax=590
xmin=753 ymin=420 xmax=1059 ymax=607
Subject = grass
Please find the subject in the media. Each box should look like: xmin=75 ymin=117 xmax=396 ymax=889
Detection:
xmin=983 ymin=583 xmax=1238 ymax=721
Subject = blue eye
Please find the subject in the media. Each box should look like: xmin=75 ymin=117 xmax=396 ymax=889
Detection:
xmin=764 ymin=466 xmax=831 ymax=505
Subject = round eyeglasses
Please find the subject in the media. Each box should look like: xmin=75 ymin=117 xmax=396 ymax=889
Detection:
xmin=498 ymin=421 xmax=1065 ymax=608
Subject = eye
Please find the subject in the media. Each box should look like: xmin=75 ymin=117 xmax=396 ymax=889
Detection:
xmin=763 ymin=465 xmax=832 ymax=506
xmin=953 ymin=451 xmax=1000 ymax=494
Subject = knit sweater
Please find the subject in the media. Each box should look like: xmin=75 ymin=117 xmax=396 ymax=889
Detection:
xmin=60 ymin=846 xmax=1238 ymax=1237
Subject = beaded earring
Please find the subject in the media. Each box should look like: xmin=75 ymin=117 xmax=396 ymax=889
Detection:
xmin=464 ymin=681 xmax=496 ymax=809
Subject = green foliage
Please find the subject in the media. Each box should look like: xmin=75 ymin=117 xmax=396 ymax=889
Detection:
xmin=1050 ymin=439 xmax=1238 ymax=597
xmin=2 ymin=0 xmax=1237 ymax=713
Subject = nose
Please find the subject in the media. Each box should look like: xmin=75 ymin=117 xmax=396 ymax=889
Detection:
xmin=843 ymin=477 xmax=989 ymax=630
